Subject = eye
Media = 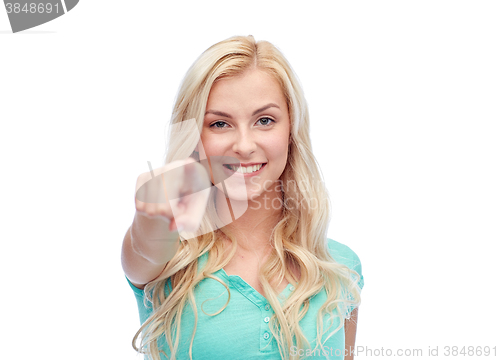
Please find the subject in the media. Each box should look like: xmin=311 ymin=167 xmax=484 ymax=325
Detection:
xmin=210 ymin=121 xmax=229 ymax=129
xmin=257 ymin=117 xmax=275 ymax=126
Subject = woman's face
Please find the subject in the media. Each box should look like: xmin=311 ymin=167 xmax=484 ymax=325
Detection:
xmin=199 ymin=68 xmax=290 ymax=201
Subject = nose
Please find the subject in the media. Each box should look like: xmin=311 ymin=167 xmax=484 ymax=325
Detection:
xmin=232 ymin=128 xmax=256 ymax=157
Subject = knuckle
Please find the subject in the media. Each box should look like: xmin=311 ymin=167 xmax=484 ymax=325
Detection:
xmin=141 ymin=204 xmax=157 ymax=218
xmin=135 ymin=201 xmax=145 ymax=212
xmin=157 ymin=207 xmax=171 ymax=219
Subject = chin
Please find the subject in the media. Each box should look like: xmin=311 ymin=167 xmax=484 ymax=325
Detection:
xmin=213 ymin=183 xmax=248 ymax=201
xmin=216 ymin=183 xmax=267 ymax=202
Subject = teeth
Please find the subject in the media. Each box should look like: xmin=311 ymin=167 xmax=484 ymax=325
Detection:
xmin=227 ymin=164 xmax=263 ymax=173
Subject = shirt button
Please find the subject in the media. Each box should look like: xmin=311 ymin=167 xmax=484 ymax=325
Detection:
xmin=290 ymin=285 xmax=295 ymax=291
xmin=263 ymin=332 xmax=270 ymax=340
xmin=264 ymin=304 xmax=270 ymax=311
xmin=264 ymin=316 xmax=270 ymax=323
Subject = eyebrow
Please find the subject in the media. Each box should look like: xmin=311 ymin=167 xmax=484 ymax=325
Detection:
xmin=205 ymin=103 xmax=280 ymax=119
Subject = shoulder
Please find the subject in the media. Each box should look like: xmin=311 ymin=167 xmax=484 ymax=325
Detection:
xmin=326 ymin=238 xmax=364 ymax=288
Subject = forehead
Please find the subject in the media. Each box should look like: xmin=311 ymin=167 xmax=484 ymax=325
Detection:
xmin=206 ymin=69 xmax=287 ymax=111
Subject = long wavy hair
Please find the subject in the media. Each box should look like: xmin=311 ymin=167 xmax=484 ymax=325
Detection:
xmin=132 ymin=35 xmax=361 ymax=360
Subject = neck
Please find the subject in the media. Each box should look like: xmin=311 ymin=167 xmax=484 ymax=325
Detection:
xmin=215 ymin=185 xmax=282 ymax=254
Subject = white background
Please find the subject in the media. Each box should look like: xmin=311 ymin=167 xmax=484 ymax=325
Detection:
xmin=1 ymin=1 xmax=499 ymax=359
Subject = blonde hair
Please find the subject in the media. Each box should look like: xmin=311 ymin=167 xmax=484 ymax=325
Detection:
xmin=132 ymin=35 xmax=361 ymax=360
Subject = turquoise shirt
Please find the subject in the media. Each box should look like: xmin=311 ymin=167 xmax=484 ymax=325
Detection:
xmin=126 ymin=239 xmax=364 ymax=359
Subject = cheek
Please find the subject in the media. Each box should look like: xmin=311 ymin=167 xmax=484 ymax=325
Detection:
xmin=268 ymin=134 xmax=289 ymax=160
xmin=199 ymin=134 xmax=218 ymax=157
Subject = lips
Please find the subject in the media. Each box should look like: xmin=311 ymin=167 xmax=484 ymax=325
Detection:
xmin=223 ymin=163 xmax=267 ymax=174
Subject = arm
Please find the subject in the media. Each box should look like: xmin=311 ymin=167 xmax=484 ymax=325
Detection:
xmin=344 ymin=307 xmax=358 ymax=360
xmin=121 ymin=213 xmax=181 ymax=289
xmin=121 ymin=159 xmax=211 ymax=289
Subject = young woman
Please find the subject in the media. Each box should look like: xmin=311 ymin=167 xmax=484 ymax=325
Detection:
xmin=122 ymin=35 xmax=364 ymax=360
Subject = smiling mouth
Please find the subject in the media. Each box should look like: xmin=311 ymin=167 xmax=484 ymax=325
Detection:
xmin=223 ymin=163 xmax=266 ymax=174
